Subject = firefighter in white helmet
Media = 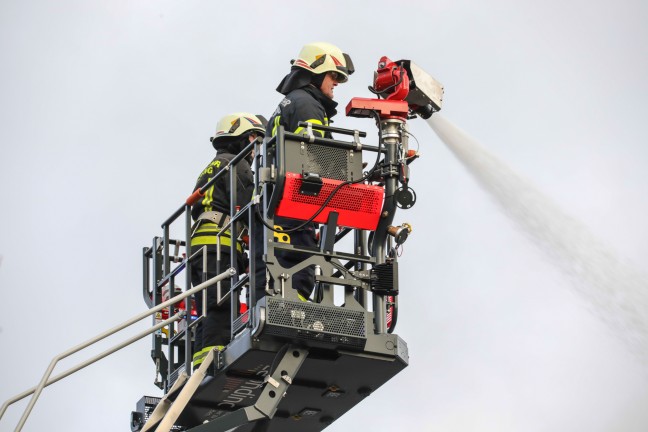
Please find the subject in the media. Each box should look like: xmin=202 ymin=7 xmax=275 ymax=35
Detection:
xmin=190 ymin=112 xmax=266 ymax=369
xmin=256 ymin=42 xmax=354 ymax=301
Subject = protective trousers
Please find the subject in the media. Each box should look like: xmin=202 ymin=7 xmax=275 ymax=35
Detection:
xmin=190 ymin=250 xmax=241 ymax=352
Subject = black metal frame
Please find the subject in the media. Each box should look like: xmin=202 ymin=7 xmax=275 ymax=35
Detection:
xmin=135 ymin=119 xmax=412 ymax=431
xmin=141 ymin=139 xmax=259 ymax=391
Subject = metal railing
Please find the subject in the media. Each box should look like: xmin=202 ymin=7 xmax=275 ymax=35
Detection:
xmin=0 ymin=268 xmax=235 ymax=432
xmin=142 ymin=138 xmax=262 ymax=391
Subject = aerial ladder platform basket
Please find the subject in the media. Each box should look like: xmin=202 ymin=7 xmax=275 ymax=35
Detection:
xmin=0 ymin=55 xmax=442 ymax=432
xmin=131 ymin=56 xmax=443 ymax=432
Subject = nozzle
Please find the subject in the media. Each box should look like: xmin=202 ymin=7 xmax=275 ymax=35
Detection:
xmin=413 ymin=103 xmax=435 ymax=119
xmin=346 ymin=56 xmax=443 ymax=121
xmin=387 ymin=223 xmax=413 ymax=245
xmin=400 ymin=60 xmax=444 ymax=116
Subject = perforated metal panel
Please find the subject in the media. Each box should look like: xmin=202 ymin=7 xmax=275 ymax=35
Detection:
xmin=281 ymin=137 xmax=362 ymax=182
xmin=287 ymin=177 xmax=382 ymax=214
xmin=275 ymin=173 xmax=384 ymax=230
xmin=305 ymin=144 xmax=349 ymax=181
xmin=264 ymin=298 xmax=366 ymax=348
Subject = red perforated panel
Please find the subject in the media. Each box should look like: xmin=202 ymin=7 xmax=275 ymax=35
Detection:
xmin=275 ymin=172 xmax=384 ymax=230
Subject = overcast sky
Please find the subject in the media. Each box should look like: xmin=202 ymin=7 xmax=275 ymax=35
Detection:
xmin=1 ymin=1 xmax=648 ymax=431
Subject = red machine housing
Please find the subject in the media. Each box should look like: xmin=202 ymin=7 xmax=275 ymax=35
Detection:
xmin=373 ymin=56 xmax=410 ymax=101
xmin=346 ymin=56 xmax=411 ymax=121
xmin=346 ymin=98 xmax=409 ymax=120
xmin=275 ymin=172 xmax=384 ymax=230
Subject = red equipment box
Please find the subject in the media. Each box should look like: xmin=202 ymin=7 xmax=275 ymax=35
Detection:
xmin=275 ymin=172 xmax=384 ymax=231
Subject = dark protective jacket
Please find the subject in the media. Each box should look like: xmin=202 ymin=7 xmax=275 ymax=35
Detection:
xmin=267 ymin=85 xmax=338 ymax=139
xmin=189 ymin=150 xmax=252 ymax=352
xmin=190 ymin=151 xmax=253 ymax=251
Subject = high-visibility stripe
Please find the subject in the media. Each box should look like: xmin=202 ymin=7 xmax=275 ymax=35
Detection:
xmin=190 ymin=236 xmax=243 ymax=252
xmin=294 ymin=118 xmax=325 ymax=136
xmin=194 ymin=222 xmax=231 ymax=234
xmin=202 ymin=180 xmax=214 ymax=213
xmin=192 ymin=221 xmax=243 ymax=251
xmin=272 ymin=115 xmax=281 ymax=137
xmin=192 ymin=345 xmax=225 ymax=368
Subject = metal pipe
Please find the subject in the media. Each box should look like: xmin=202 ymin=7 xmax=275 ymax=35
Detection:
xmin=355 ymin=230 xmax=368 ymax=307
xmin=296 ymin=121 xmax=368 ymax=137
xmin=284 ymin=131 xmax=384 ymax=153
xmin=249 ymin=143 xmax=261 ymax=327
xmin=334 ymin=228 xmax=352 ymax=243
xmin=216 ymin=236 xmax=222 ymax=303
xmin=163 ymin=225 xmax=171 ymax=277
xmin=167 ymin=274 xmax=175 ymax=391
xmin=142 ymin=247 xmax=152 ymax=308
xmin=202 ymin=246 xmax=208 ymax=319
xmin=151 ymin=236 xmax=162 ymax=367
xmin=229 ymin=162 xmax=238 ymax=341
xmin=156 ymin=259 xmax=188 ymax=290
xmin=371 ymin=119 xmax=403 ymax=334
xmin=162 ymin=206 xmax=186 ymax=230
xmin=1 ymin=268 xmax=235 ymax=431
xmin=162 ymin=140 xmax=257 ymax=229
xmin=185 ymin=205 xmax=193 ymax=376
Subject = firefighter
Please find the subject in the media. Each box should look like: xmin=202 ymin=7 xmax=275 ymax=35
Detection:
xmin=190 ymin=112 xmax=265 ymax=369
xmin=258 ymin=42 xmax=354 ymax=301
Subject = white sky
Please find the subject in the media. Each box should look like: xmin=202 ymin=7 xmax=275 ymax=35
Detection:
xmin=1 ymin=1 xmax=648 ymax=431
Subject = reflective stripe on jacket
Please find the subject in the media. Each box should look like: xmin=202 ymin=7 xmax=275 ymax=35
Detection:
xmin=190 ymin=222 xmax=243 ymax=253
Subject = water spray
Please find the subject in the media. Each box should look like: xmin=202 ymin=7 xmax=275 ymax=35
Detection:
xmin=428 ymin=114 xmax=648 ymax=363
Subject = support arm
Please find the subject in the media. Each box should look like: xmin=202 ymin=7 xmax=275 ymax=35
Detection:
xmin=187 ymin=346 xmax=308 ymax=432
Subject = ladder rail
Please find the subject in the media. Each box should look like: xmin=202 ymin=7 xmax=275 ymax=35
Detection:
xmin=2 ymin=312 xmax=184 ymax=426
xmin=0 ymin=268 xmax=236 ymax=432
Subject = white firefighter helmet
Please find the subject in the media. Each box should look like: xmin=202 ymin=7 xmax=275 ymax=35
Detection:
xmin=291 ymin=42 xmax=355 ymax=82
xmin=211 ymin=112 xmax=266 ymax=149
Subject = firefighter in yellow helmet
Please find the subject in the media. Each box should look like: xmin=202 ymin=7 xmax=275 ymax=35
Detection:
xmin=257 ymin=42 xmax=354 ymax=301
xmin=270 ymin=42 xmax=354 ymax=137
xmin=190 ymin=112 xmax=266 ymax=369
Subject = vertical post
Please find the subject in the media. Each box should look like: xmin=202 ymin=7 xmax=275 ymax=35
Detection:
xmin=354 ymin=229 xmax=368 ymax=307
xmin=163 ymin=225 xmax=171 ymax=276
xmin=202 ymin=246 xmax=208 ymax=318
xmin=263 ymin=129 xmax=282 ymax=299
xmin=185 ymin=205 xmax=193 ymax=376
xmin=371 ymin=119 xmax=403 ymax=334
xmin=163 ymin=223 xmax=172 ymax=386
xmin=249 ymin=153 xmax=257 ymax=322
xmin=229 ymin=163 xmax=238 ymax=340
xmin=142 ymin=247 xmax=151 ymax=307
xmin=151 ymin=237 xmax=165 ymax=388
xmin=168 ymin=274 xmax=175 ymax=387
xmin=249 ymin=137 xmax=262 ymax=326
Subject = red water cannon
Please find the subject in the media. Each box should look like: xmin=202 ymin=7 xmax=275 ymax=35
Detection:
xmin=346 ymin=56 xmax=444 ymax=120
xmin=373 ymin=56 xmax=411 ymax=102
